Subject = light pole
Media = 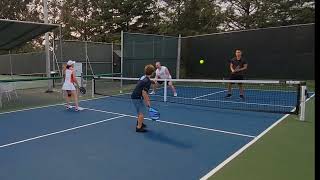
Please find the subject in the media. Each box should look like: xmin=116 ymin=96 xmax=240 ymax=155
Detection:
xmin=43 ymin=0 xmax=53 ymax=92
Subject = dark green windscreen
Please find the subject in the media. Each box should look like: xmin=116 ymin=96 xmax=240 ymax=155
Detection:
xmin=182 ymin=24 xmax=314 ymax=80
xmin=123 ymin=33 xmax=178 ymax=78
xmin=54 ymin=41 xmax=116 ymax=75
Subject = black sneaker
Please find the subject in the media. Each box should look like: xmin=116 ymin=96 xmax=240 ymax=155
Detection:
xmin=136 ymin=121 xmax=147 ymax=128
xmin=239 ymin=95 xmax=245 ymax=100
xmin=225 ymin=94 xmax=232 ymax=98
xmin=136 ymin=127 xmax=148 ymax=133
xmin=142 ymin=123 xmax=147 ymax=128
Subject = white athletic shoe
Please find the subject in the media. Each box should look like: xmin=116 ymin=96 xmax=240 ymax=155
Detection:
xmin=66 ymin=105 xmax=72 ymax=110
xmin=75 ymin=107 xmax=84 ymax=111
xmin=174 ymin=93 xmax=177 ymax=97
xmin=149 ymin=91 xmax=155 ymax=95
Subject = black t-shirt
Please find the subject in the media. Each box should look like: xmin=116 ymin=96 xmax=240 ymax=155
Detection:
xmin=229 ymin=57 xmax=248 ymax=75
xmin=131 ymin=75 xmax=152 ymax=99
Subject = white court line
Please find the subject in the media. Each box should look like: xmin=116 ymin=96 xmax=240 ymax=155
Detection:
xmin=193 ymin=90 xmax=228 ymax=99
xmin=0 ymin=115 xmax=126 ymax=149
xmin=0 ymin=95 xmax=112 ymax=116
xmin=199 ymin=93 xmax=315 ymax=180
xmin=84 ymin=107 xmax=255 ymax=138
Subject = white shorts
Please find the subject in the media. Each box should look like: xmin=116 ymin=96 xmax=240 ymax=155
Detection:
xmin=62 ymin=82 xmax=76 ymax=91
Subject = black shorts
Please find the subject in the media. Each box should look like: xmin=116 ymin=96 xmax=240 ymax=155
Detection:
xmin=157 ymin=80 xmax=170 ymax=85
xmin=229 ymin=74 xmax=244 ymax=84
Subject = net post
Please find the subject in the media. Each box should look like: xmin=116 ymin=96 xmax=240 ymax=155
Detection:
xmin=299 ymin=84 xmax=307 ymax=121
xmin=164 ymin=79 xmax=167 ymax=102
xmin=91 ymin=78 xmax=95 ymax=98
xmin=9 ymin=50 xmax=13 ymax=77
xmin=176 ymin=34 xmax=181 ymax=79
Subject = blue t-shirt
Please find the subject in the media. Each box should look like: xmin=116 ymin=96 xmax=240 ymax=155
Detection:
xmin=131 ymin=76 xmax=152 ymax=99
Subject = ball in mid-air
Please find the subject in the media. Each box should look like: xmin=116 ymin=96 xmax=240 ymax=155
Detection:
xmin=199 ymin=59 xmax=205 ymax=64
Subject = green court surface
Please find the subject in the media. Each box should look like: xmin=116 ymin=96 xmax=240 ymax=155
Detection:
xmin=210 ymin=97 xmax=315 ymax=180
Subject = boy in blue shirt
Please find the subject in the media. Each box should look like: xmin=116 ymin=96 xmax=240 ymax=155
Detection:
xmin=131 ymin=64 xmax=155 ymax=132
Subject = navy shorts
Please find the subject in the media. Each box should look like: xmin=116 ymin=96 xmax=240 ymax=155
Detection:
xmin=131 ymin=98 xmax=146 ymax=115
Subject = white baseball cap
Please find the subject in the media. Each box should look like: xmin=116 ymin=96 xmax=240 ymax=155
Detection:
xmin=67 ymin=60 xmax=75 ymax=66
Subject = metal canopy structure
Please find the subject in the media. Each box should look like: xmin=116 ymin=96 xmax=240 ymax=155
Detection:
xmin=0 ymin=19 xmax=59 ymax=50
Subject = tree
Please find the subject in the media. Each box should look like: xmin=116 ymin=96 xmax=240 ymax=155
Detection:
xmin=269 ymin=0 xmax=315 ymax=25
xmin=160 ymin=0 xmax=224 ymax=36
xmin=0 ymin=0 xmax=39 ymax=21
xmin=48 ymin=0 xmax=63 ymax=24
xmin=221 ymin=0 xmax=315 ymax=30
xmin=60 ymin=0 xmax=103 ymax=41
xmin=99 ymin=0 xmax=161 ymax=34
xmin=58 ymin=0 xmax=161 ymax=41
xmin=156 ymin=0 xmax=184 ymax=35
xmin=221 ymin=0 xmax=265 ymax=29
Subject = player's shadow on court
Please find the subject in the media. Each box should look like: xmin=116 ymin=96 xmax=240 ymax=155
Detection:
xmin=143 ymin=130 xmax=192 ymax=149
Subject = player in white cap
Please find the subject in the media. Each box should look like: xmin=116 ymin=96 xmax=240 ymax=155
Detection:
xmin=62 ymin=60 xmax=83 ymax=111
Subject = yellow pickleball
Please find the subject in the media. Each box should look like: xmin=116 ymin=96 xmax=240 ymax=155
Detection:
xmin=200 ymin=59 xmax=205 ymax=64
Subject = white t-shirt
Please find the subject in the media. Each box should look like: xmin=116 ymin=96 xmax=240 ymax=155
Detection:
xmin=156 ymin=66 xmax=172 ymax=79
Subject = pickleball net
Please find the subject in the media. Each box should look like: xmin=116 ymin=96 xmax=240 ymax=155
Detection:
xmin=92 ymin=76 xmax=307 ymax=120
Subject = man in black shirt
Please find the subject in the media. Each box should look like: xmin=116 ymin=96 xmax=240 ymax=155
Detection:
xmin=131 ymin=64 xmax=155 ymax=132
xmin=226 ymin=49 xmax=248 ymax=99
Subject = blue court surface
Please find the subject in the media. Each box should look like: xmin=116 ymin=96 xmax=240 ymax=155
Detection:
xmin=0 ymin=87 xmax=310 ymax=180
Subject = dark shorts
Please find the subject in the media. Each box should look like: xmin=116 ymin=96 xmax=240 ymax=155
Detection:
xmin=157 ymin=80 xmax=170 ymax=85
xmin=131 ymin=98 xmax=146 ymax=115
xmin=229 ymin=74 xmax=244 ymax=84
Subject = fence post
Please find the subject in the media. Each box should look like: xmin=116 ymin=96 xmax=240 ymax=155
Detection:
xmin=176 ymin=34 xmax=181 ymax=79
